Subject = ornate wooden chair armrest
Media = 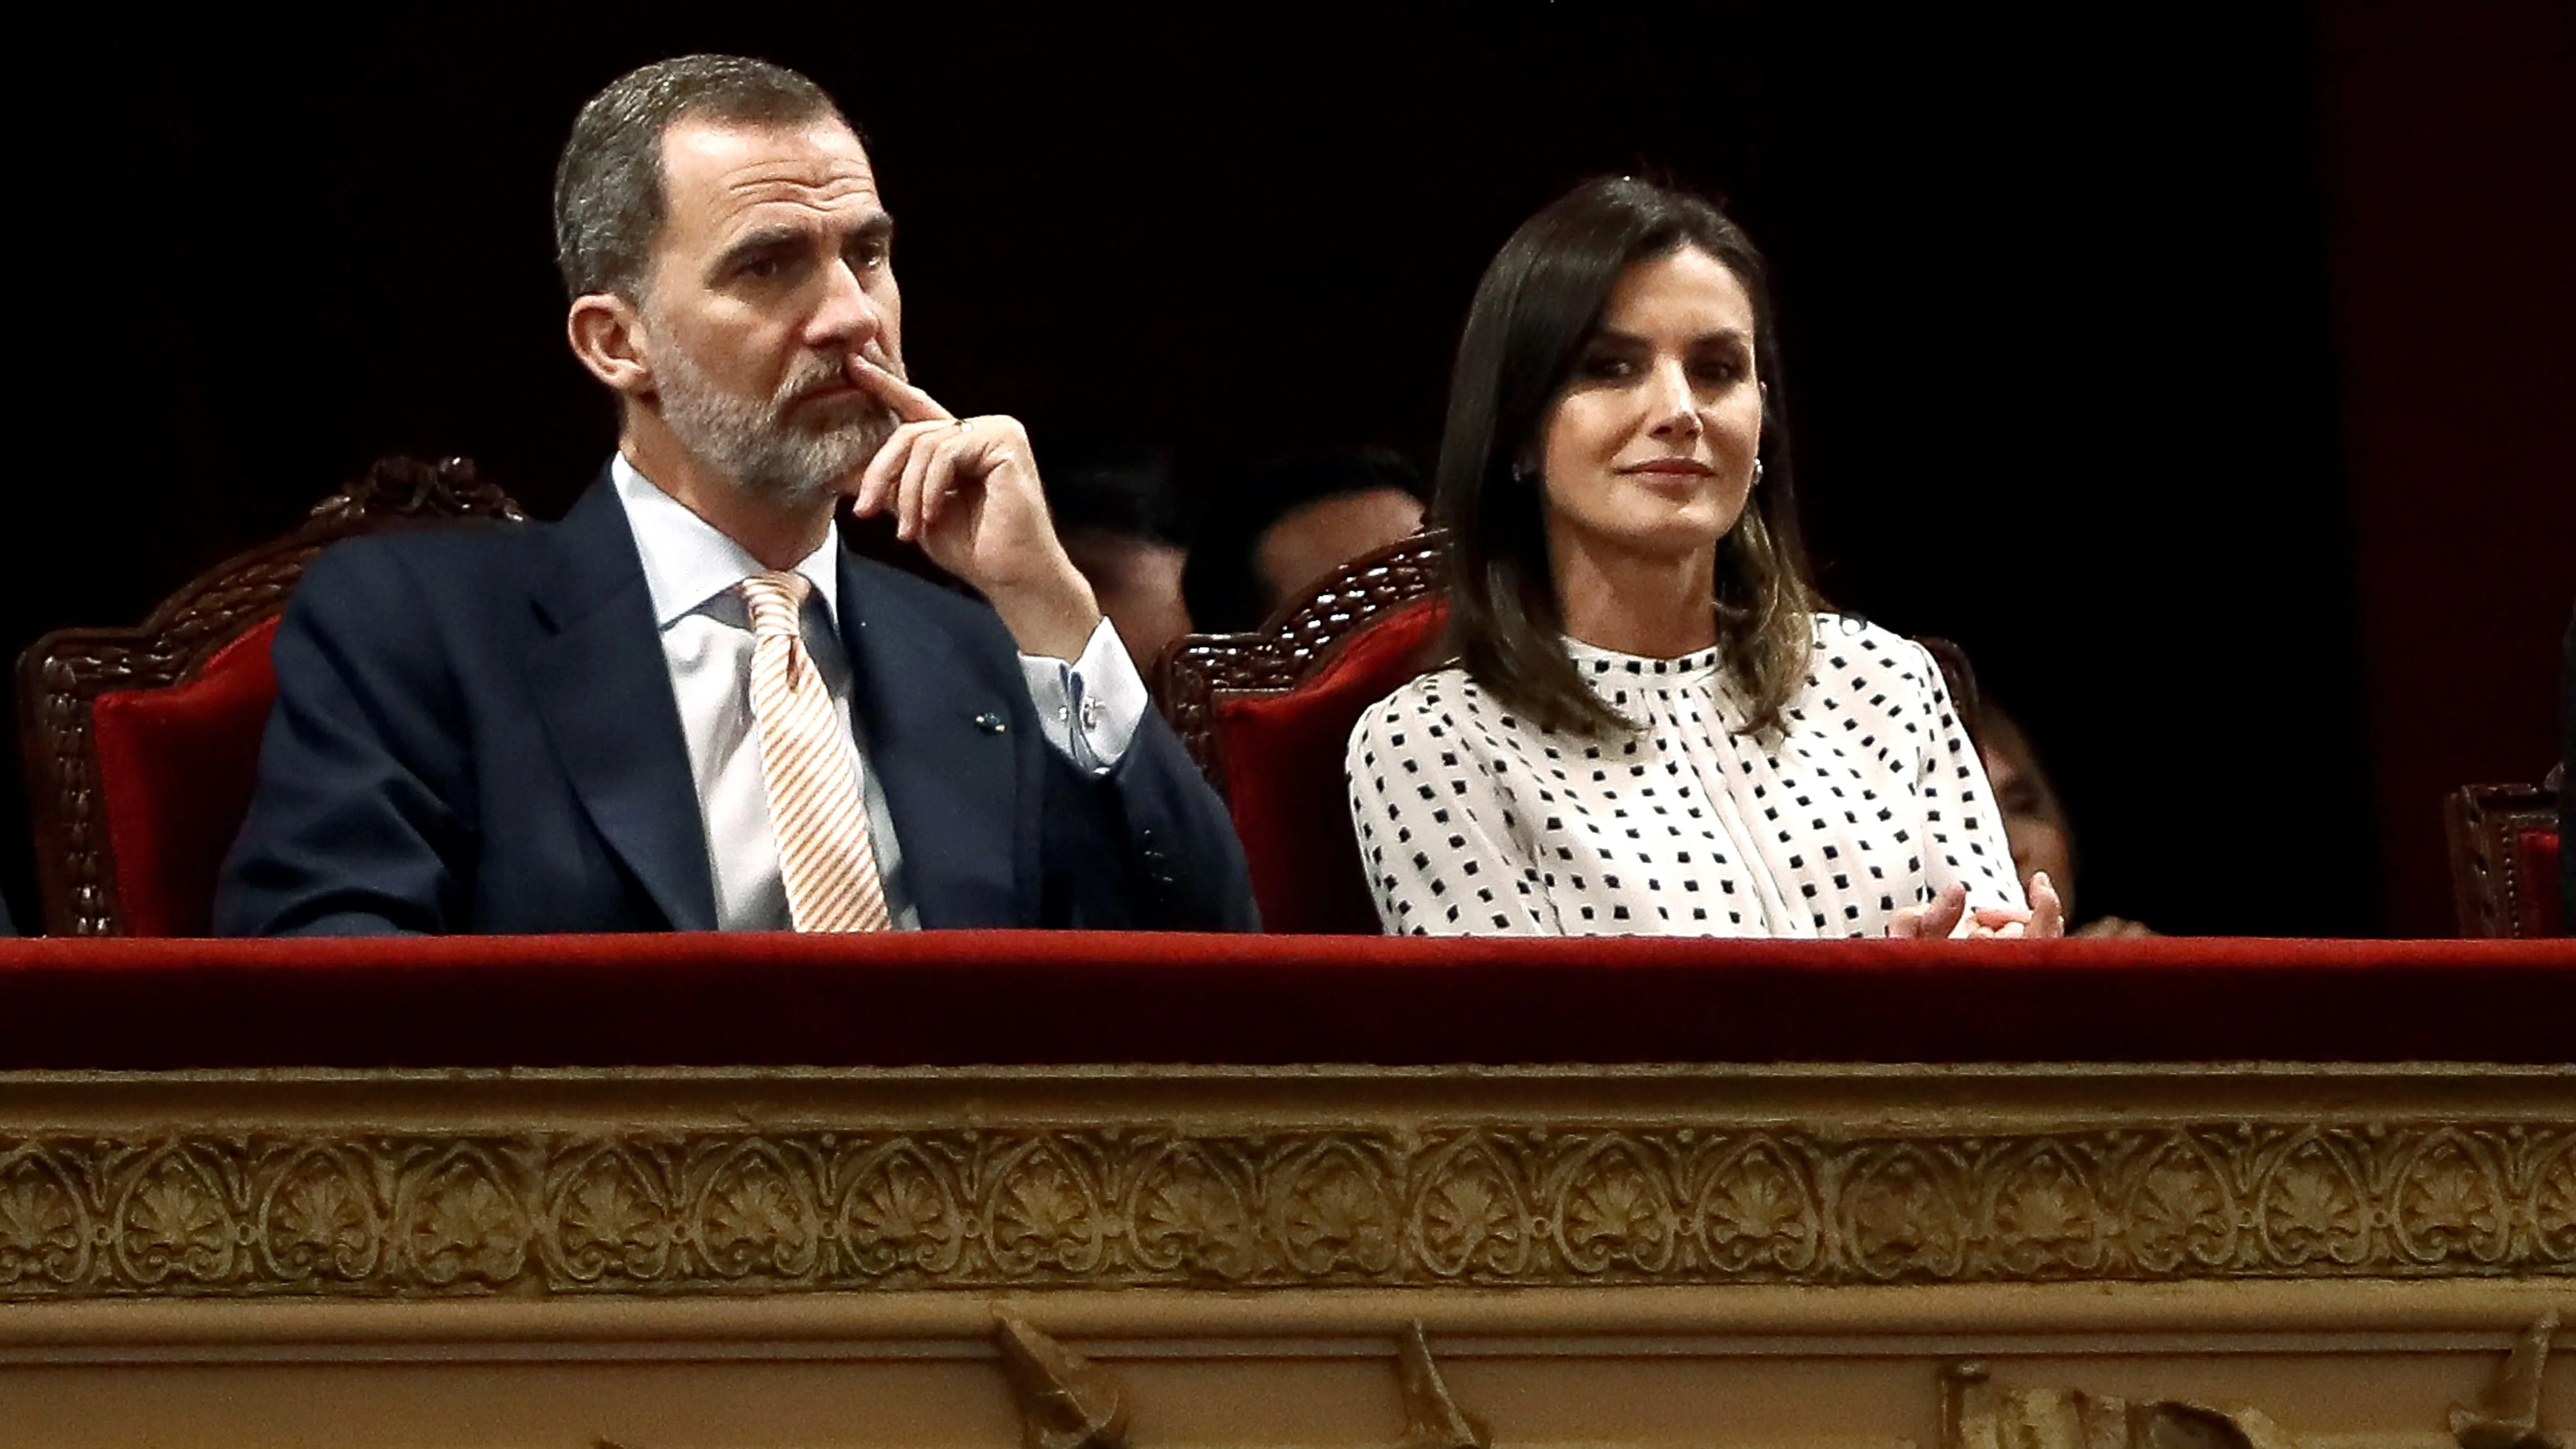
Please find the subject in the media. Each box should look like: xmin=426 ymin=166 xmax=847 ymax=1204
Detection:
xmin=16 ymin=456 xmax=525 ymax=936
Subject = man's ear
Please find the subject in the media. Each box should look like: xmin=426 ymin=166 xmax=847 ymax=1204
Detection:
xmin=566 ymin=292 xmax=653 ymax=398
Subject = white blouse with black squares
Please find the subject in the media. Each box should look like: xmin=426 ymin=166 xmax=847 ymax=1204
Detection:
xmin=1344 ymin=615 xmax=2024 ymax=936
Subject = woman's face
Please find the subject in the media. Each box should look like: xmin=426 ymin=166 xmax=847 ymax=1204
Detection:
xmin=1537 ymin=245 xmax=1763 ymax=563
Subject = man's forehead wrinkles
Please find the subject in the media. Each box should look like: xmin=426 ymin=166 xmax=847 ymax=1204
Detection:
xmin=697 ymin=176 xmax=886 ymax=248
xmin=718 ymin=158 xmax=874 ymax=193
xmin=719 ymin=173 xmax=879 ymax=209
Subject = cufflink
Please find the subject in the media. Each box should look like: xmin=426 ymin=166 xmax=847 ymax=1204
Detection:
xmin=974 ymin=711 xmax=1007 ymax=734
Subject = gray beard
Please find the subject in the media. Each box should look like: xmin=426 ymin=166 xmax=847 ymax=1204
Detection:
xmin=649 ymin=330 xmax=896 ymax=508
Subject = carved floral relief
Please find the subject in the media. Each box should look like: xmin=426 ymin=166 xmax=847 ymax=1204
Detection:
xmin=0 ymin=1121 xmax=2567 ymax=1300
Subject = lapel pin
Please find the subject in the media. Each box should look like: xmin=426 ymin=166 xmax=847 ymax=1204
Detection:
xmin=974 ymin=711 xmax=1007 ymax=734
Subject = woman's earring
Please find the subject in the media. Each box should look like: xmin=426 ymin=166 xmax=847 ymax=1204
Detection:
xmin=1751 ymin=458 xmax=1766 ymax=487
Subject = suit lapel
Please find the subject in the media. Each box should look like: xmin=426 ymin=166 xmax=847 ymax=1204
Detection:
xmin=838 ymin=554 xmax=1024 ymax=926
xmin=525 ymin=474 xmax=719 ymax=930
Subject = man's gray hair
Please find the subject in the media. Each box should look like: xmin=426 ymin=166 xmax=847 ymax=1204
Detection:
xmin=552 ymin=55 xmax=845 ymax=300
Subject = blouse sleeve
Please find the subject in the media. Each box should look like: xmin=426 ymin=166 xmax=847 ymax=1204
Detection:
xmin=1903 ymin=639 xmax=2025 ymax=913
xmin=1345 ymin=684 xmax=1560 ymax=935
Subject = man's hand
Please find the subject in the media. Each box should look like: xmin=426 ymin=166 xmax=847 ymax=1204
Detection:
xmin=1887 ymin=872 xmax=2066 ymax=940
xmin=847 ymin=356 xmax=1101 ymax=660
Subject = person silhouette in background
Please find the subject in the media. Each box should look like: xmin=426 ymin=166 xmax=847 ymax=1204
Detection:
xmin=1184 ymin=448 xmax=1426 ymax=633
xmin=1044 ymin=447 xmax=1194 ymax=674
xmin=1973 ymin=700 xmax=2155 ymax=938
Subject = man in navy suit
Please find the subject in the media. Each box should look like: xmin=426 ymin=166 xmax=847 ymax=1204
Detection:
xmin=215 ymin=56 xmax=1256 ymax=935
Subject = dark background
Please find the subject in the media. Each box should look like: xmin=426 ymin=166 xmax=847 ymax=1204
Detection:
xmin=8 ymin=1 xmax=2569 ymax=937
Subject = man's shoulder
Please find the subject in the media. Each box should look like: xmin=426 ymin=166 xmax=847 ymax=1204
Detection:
xmin=837 ymin=547 xmax=1018 ymax=650
xmin=297 ymin=516 xmax=544 ymax=596
xmin=282 ymin=517 xmax=559 ymax=658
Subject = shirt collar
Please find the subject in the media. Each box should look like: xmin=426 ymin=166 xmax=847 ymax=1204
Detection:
xmin=610 ymin=452 xmax=843 ymax=631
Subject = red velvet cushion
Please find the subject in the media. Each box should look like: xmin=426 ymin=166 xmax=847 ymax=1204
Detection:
xmin=2518 ymin=829 xmax=2562 ymax=937
xmin=89 ymin=618 xmax=281 ymax=936
xmin=1216 ymin=599 xmax=1447 ymax=934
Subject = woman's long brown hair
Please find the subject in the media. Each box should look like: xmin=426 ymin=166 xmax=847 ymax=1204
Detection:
xmin=1434 ymin=177 xmax=1819 ymax=738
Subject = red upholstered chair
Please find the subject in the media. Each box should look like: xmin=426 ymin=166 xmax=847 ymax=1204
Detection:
xmin=2445 ymin=780 xmax=2563 ymax=938
xmin=16 ymin=458 xmax=524 ymax=936
xmin=1159 ymin=532 xmax=1449 ymax=933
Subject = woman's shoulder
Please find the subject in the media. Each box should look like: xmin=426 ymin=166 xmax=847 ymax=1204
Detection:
xmin=1800 ymin=612 xmax=1952 ymax=704
xmin=1352 ymin=666 xmax=1476 ymax=736
xmin=1807 ymin=612 xmax=1939 ymax=671
xmin=1346 ymin=664 xmax=1553 ymax=761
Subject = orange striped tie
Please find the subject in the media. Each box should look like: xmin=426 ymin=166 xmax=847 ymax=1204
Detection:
xmin=740 ymin=571 xmax=891 ymax=932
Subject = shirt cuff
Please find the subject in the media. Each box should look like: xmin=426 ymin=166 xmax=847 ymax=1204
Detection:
xmin=1019 ymin=618 xmax=1147 ymax=773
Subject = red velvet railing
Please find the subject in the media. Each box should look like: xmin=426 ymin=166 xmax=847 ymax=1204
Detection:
xmin=2 ymin=934 xmax=2569 ymax=1070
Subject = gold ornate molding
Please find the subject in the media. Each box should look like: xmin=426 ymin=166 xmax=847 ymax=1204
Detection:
xmin=1396 ymin=1320 xmax=1488 ymax=1449
xmin=995 ymin=1315 xmax=1129 ymax=1449
xmin=2451 ymin=1310 xmax=2561 ymax=1449
xmin=3 ymin=1117 xmax=2568 ymax=1302
xmin=1945 ymin=1314 xmax=2565 ymax=1449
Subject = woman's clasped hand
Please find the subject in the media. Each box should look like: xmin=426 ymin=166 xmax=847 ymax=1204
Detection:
xmin=1887 ymin=876 xmax=2067 ymax=940
xmin=1343 ymin=177 xmax=2061 ymax=941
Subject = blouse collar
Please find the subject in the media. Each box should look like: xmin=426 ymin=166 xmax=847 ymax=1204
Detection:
xmin=1561 ymin=636 xmax=1725 ymax=680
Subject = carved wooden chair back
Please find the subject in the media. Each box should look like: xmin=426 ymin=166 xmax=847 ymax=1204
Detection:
xmin=2444 ymin=781 xmax=2563 ymax=938
xmin=1157 ymin=531 xmax=1450 ymax=933
xmin=17 ymin=457 xmax=525 ymax=936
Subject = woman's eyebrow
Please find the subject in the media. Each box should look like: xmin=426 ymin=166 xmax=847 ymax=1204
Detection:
xmin=1590 ymin=325 xmax=1752 ymax=346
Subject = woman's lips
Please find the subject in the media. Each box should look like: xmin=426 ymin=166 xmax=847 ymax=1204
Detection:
xmin=1619 ymin=458 xmax=1717 ymax=477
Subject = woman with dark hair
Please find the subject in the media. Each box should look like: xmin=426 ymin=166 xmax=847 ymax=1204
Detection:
xmin=1345 ymin=177 xmax=2061 ymax=938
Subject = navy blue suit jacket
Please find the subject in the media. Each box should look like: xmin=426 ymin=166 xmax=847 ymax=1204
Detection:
xmin=214 ymin=473 xmax=1257 ymax=935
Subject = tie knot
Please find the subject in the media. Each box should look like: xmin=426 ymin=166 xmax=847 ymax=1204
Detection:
xmin=739 ymin=571 xmax=812 ymax=640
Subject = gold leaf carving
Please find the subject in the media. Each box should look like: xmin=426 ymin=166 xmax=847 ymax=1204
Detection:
xmin=1553 ymin=1134 xmax=1678 ymax=1275
xmin=1128 ymin=1141 xmax=1256 ymax=1281
xmin=988 ymin=1139 xmax=1109 ymax=1277
xmin=2392 ymin=1132 xmax=2511 ymax=1268
xmin=1843 ymin=1144 xmax=1968 ymax=1281
xmin=114 ymin=1144 xmax=238 ymax=1287
xmin=2256 ymin=1135 xmax=2369 ymax=1269
xmin=0 ymin=1119 xmax=2566 ymax=1301
xmin=1411 ymin=1135 xmax=1532 ymax=1280
xmin=1694 ymin=1135 xmax=1822 ymax=1275
xmin=0 ymin=1147 xmax=89 ymax=1287
xmin=2528 ymin=1139 xmax=2575 ymax=1265
xmin=837 ymin=1140 xmax=966 ymax=1280
xmin=1986 ymin=1142 xmax=2107 ymax=1276
xmin=2124 ymin=1135 xmax=2238 ymax=1274
xmin=690 ymin=1141 xmax=819 ymax=1281
xmin=397 ymin=1145 xmax=528 ymax=1288
xmin=1276 ymin=1139 xmax=1400 ymax=1277
xmin=259 ymin=1147 xmax=382 ymax=1284
xmin=544 ymin=1143 xmax=670 ymax=1286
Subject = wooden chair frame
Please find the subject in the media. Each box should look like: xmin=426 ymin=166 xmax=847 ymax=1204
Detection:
xmin=2444 ymin=781 xmax=2562 ymax=938
xmin=16 ymin=457 xmax=523 ymax=936
xmin=1154 ymin=531 xmax=1449 ymax=798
